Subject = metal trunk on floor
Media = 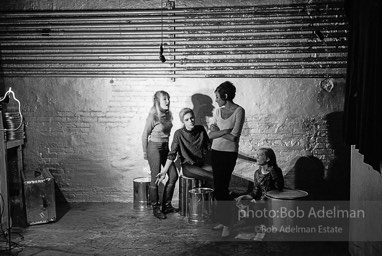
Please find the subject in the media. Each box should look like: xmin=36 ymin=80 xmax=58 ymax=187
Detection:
xmin=24 ymin=169 xmax=56 ymax=225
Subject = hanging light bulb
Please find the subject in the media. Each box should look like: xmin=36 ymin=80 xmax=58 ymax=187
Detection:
xmin=314 ymin=29 xmax=325 ymax=41
xmin=159 ymin=0 xmax=166 ymax=63
xmin=159 ymin=43 xmax=166 ymax=63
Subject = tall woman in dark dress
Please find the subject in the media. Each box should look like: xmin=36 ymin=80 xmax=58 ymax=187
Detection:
xmin=208 ymin=81 xmax=245 ymax=237
xmin=142 ymin=91 xmax=178 ymax=219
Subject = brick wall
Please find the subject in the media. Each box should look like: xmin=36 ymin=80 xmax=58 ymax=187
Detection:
xmin=1 ymin=0 xmax=349 ymax=202
xmin=4 ymin=76 xmax=348 ymax=202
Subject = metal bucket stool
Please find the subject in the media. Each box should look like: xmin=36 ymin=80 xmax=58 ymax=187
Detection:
xmin=133 ymin=177 xmax=151 ymax=210
xmin=178 ymin=175 xmax=204 ymax=216
xmin=265 ymin=188 xmax=308 ymax=230
xmin=188 ymin=188 xmax=214 ymax=224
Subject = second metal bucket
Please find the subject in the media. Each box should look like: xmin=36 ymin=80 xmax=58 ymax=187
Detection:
xmin=188 ymin=188 xmax=214 ymax=224
xmin=133 ymin=177 xmax=151 ymax=210
xmin=179 ymin=175 xmax=204 ymax=216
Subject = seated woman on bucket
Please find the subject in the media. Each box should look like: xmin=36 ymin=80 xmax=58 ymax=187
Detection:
xmin=235 ymin=148 xmax=284 ymax=235
xmin=156 ymin=108 xmax=214 ymax=188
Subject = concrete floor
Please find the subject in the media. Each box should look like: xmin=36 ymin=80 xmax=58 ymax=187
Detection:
xmin=2 ymin=202 xmax=350 ymax=256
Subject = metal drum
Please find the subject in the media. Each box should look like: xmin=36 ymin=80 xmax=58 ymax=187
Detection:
xmin=188 ymin=188 xmax=214 ymax=224
xmin=179 ymin=175 xmax=203 ymax=216
xmin=265 ymin=188 xmax=308 ymax=230
xmin=133 ymin=177 xmax=151 ymax=210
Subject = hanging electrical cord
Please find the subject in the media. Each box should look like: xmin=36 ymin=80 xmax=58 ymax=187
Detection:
xmin=0 ymin=88 xmax=23 ymax=132
xmin=159 ymin=0 xmax=166 ymax=63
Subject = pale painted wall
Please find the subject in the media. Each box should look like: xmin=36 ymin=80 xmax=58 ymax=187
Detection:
xmin=349 ymin=146 xmax=382 ymax=256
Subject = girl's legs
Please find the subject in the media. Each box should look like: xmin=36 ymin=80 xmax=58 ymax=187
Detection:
xmin=147 ymin=142 xmax=161 ymax=205
xmin=147 ymin=141 xmax=168 ymax=219
xmin=148 ymin=141 xmax=179 ymax=215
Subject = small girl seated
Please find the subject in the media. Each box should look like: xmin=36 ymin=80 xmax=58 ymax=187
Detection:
xmin=236 ymin=147 xmax=284 ymax=204
xmin=234 ymin=148 xmax=284 ymax=239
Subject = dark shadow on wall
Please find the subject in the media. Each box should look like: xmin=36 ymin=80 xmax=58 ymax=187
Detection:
xmin=48 ymin=168 xmax=71 ymax=221
xmin=191 ymin=93 xmax=214 ymax=166
xmin=325 ymin=111 xmax=350 ymax=200
xmin=284 ymin=155 xmax=327 ymax=200
xmin=191 ymin=93 xmax=214 ymax=131
xmin=284 ymin=111 xmax=350 ymax=201
xmin=54 ymin=181 xmax=71 ymax=221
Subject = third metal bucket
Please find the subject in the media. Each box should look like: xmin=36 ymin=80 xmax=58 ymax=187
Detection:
xmin=179 ymin=175 xmax=204 ymax=216
xmin=188 ymin=188 xmax=214 ymax=224
xmin=265 ymin=188 xmax=308 ymax=230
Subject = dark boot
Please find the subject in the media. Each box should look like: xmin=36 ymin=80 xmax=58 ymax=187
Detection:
xmin=162 ymin=203 xmax=179 ymax=214
xmin=149 ymin=185 xmax=159 ymax=206
xmin=153 ymin=205 xmax=166 ymax=219
xmin=162 ymin=184 xmax=178 ymax=214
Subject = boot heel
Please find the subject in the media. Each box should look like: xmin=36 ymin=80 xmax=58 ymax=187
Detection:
xmin=153 ymin=207 xmax=167 ymax=219
xmin=163 ymin=204 xmax=179 ymax=214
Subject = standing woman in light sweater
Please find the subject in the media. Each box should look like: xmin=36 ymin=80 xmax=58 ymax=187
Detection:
xmin=208 ymin=81 xmax=245 ymax=237
xmin=142 ymin=91 xmax=178 ymax=219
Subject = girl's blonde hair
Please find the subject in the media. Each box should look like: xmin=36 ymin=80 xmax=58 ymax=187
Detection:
xmin=151 ymin=90 xmax=172 ymax=123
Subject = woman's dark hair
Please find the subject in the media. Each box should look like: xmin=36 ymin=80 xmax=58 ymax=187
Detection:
xmin=259 ymin=147 xmax=278 ymax=168
xmin=215 ymin=81 xmax=236 ymax=101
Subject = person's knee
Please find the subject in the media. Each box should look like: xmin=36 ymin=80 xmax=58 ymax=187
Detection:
xmin=181 ymin=166 xmax=192 ymax=177
xmin=168 ymin=175 xmax=178 ymax=185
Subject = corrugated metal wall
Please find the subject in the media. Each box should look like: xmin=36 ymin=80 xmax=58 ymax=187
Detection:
xmin=0 ymin=2 xmax=347 ymax=78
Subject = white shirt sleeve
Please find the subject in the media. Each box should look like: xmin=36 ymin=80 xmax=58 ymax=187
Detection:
xmin=231 ymin=107 xmax=245 ymax=137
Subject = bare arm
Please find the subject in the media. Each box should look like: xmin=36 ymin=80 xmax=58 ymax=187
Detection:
xmin=208 ymin=108 xmax=231 ymax=139
xmin=208 ymin=124 xmax=232 ymax=139
xmin=235 ymin=194 xmax=253 ymax=202
xmin=155 ymin=130 xmax=180 ymax=184
xmin=208 ymin=124 xmax=237 ymax=141
xmin=208 ymin=107 xmax=245 ymax=142
xmin=228 ymin=107 xmax=245 ymax=142
xmin=155 ymin=159 xmax=173 ymax=185
xmin=221 ymin=133 xmax=238 ymax=142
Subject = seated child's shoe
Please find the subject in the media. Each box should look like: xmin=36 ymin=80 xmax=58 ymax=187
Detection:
xmin=212 ymin=224 xmax=224 ymax=231
xmin=253 ymin=232 xmax=265 ymax=241
xmin=221 ymin=226 xmax=231 ymax=238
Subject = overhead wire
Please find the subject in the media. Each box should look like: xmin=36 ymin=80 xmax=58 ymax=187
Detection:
xmin=159 ymin=0 xmax=166 ymax=63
